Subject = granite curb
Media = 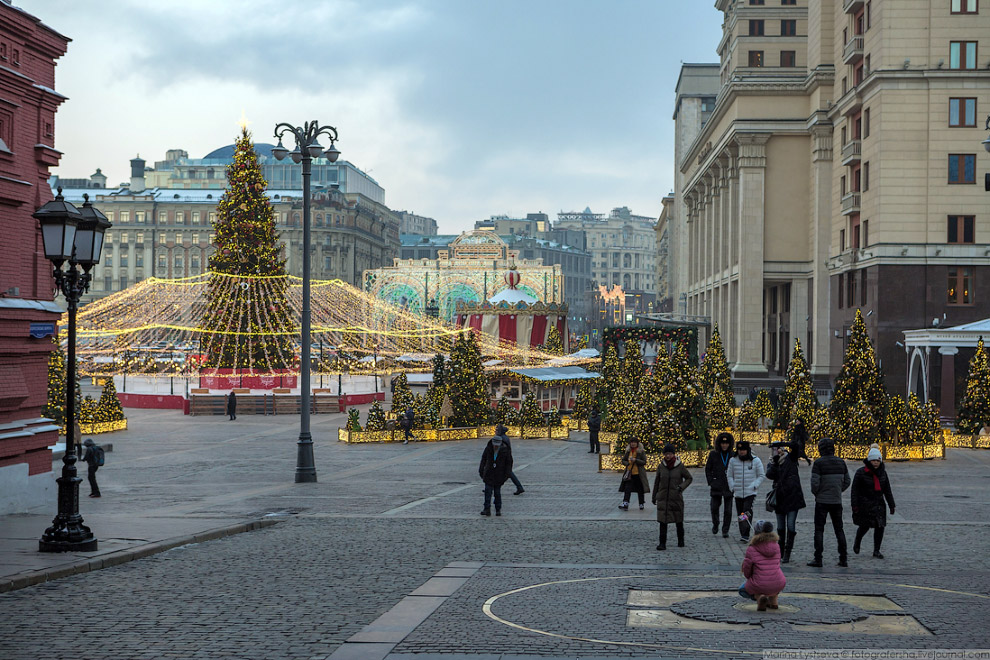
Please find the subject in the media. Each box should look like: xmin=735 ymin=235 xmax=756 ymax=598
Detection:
xmin=0 ymin=517 xmax=280 ymax=594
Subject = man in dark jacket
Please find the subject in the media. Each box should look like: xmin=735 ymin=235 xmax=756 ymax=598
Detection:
xmin=479 ymin=436 xmax=512 ymax=516
xmin=587 ymin=407 xmax=602 ymax=454
xmin=808 ymin=438 xmax=851 ymax=567
xmin=495 ymin=424 xmax=524 ymax=495
xmin=81 ymin=438 xmax=101 ymax=498
xmin=226 ymin=391 xmax=237 ymax=420
xmin=705 ymin=432 xmax=734 ymax=537
xmin=401 ymin=407 xmax=415 ymax=445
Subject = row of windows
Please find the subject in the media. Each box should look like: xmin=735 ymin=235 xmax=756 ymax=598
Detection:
xmin=748 ymin=20 xmax=797 ymax=37
xmin=840 ymin=216 xmax=980 ymax=252
xmin=106 ymin=232 xmax=216 ymax=245
xmin=748 ymin=0 xmax=798 ymax=5
xmin=748 ymin=50 xmax=797 ymax=67
xmin=844 ymin=267 xmax=973 ymax=306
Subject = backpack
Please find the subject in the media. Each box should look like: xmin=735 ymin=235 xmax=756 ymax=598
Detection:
xmin=93 ymin=445 xmax=105 ymax=467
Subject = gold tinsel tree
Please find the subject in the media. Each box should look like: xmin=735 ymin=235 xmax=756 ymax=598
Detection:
xmin=391 ymin=372 xmax=414 ymax=413
xmin=544 ymin=325 xmax=564 ymax=355
xmin=93 ymin=377 xmax=126 ymax=425
xmin=957 ymin=337 xmax=990 ymax=434
xmin=699 ymin=323 xmax=732 ymax=403
xmin=449 ymin=332 xmax=490 ymax=426
xmin=828 ymin=309 xmax=887 ymax=443
xmin=201 ymin=127 xmax=294 ymax=370
xmin=365 ymin=400 xmax=387 ymax=431
xmin=775 ymin=338 xmax=818 ymax=428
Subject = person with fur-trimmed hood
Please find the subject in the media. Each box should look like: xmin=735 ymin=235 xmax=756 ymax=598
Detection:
xmin=651 ymin=444 xmax=693 ymax=550
xmin=727 ymin=439 xmax=765 ymax=542
xmin=705 ymin=432 xmax=735 ymax=538
xmin=766 ymin=441 xmax=806 ymax=563
xmin=739 ymin=520 xmax=786 ymax=611
xmin=851 ymin=447 xmax=896 ymax=559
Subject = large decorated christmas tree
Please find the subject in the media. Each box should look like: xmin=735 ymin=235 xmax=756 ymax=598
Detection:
xmin=201 ymin=127 xmax=294 ymax=371
xmin=699 ymin=324 xmax=732 ymax=402
xmin=957 ymin=337 xmax=990 ymax=434
xmin=93 ymin=377 xmax=126 ymax=428
xmin=657 ymin=343 xmax=707 ymax=450
xmin=448 ymin=331 xmax=490 ymax=427
xmin=775 ymin=338 xmax=818 ymax=428
xmin=829 ymin=310 xmax=887 ymax=443
xmin=391 ymin=372 xmax=414 ymax=413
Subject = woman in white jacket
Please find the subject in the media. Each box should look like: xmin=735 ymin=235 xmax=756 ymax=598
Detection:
xmin=727 ymin=440 xmax=765 ymax=542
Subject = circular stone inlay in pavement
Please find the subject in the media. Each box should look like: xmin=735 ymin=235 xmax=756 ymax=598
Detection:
xmin=670 ymin=595 xmax=869 ymax=625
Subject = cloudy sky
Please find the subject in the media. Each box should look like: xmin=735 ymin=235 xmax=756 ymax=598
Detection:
xmin=21 ymin=0 xmax=722 ymax=233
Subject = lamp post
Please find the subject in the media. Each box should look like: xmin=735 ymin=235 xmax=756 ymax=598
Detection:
xmin=272 ymin=120 xmax=340 ymax=484
xmin=36 ymin=190 xmax=111 ymax=552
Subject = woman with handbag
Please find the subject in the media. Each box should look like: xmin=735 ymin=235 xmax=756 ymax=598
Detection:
xmin=618 ymin=440 xmax=649 ymax=510
xmin=766 ymin=442 xmax=806 ymax=563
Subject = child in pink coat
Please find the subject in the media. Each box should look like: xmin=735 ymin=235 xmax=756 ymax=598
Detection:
xmin=738 ymin=520 xmax=787 ymax=611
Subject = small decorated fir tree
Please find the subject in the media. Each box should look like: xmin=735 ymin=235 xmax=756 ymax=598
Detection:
xmin=600 ymin=344 xmax=620 ymax=402
xmin=544 ymin=326 xmax=564 ymax=355
xmin=346 ymin=408 xmax=362 ymax=431
xmin=94 ymin=377 xmax=126 ymax=424
xmin=830 ymin=309 xmax=887 ymax=438
xmin=699 ymin=324 xmax=732 ymax=402
xmin=907 ymin=393 xmax=941 ymax=444
xmin=957 ymin=337 xmax=990 ymax=434
xmin=775 ymin=338 xmax=818 ymax=428
xmin=42 ymin=338 xmax=66 ymax=428
xmin=572 ymin=380 xmax=595 ymax=421
xmin=391 ymin=372 xmax=414 ymax=414
xmin=365 ymin=400 xmax=387 ymax=431
xmin=519 ymin=392 xmax=545 ymax=431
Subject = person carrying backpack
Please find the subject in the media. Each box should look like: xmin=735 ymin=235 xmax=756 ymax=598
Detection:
xmin=400 ymin=406 xmax=416 ymax=444
xmin=81 ymin=438 xmax=103 ymax=498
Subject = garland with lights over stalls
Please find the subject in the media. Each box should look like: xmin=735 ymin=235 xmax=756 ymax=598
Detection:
xmin=602 ymin=325 xmax=698 ymax=365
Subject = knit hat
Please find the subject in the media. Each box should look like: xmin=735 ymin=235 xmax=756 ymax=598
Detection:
xmin=867 ymin=447 xmax=882 ymax=462
xmin=491 ymin=436 xmax=502 ymax=447
xmin=83 ymin=438 xmax=95 ymax=447
xmin=754 ymin=520 xmax=774 ymax=534
xmin=662 ymin=443 xmax=676 ymax=455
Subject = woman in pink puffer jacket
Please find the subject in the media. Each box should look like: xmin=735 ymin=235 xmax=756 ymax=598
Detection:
xmin=738 ymin=520 xmax=786 ymax=611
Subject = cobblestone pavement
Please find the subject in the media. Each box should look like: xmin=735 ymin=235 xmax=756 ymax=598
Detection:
xmin=2 ymin=408 xmax=989 ymax=658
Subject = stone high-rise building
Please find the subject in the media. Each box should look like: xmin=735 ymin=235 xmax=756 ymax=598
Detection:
xmin=671 ymin=0 xmax=990 ymax=401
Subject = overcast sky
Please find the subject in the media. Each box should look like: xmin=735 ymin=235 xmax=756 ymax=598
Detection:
xmin=21 ymin=0 xmax=722 ymax=233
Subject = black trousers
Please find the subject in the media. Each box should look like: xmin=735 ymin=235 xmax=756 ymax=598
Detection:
xmin=87 ymin=466 xmax=100 ymax=496
xmin=734 ymin=495 xmax=755 ymax=538
xmin=813 ymin=502 xmax=847 ymax=561
xmin=710 ymin=494 xmax=732 ymax=532
xmin=589 ymin=430 xmax=600 ymax=452
xmin=658 ymin=522 xmax=685 ymax=546
xmin=622 ymin=481 xmax=645 ymax=505
xmin=855 ymin=525 xmax=885 ymax=553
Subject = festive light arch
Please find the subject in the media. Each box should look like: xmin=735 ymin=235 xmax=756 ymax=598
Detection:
xmin=69 ymin=272 xmax=581 ymax=377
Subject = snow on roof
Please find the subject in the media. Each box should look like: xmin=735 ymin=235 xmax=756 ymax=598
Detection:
xmin=488 ymin=288 xmax=537 ymax=305
xmin=507 ymin=366 xmax=600 ymax=382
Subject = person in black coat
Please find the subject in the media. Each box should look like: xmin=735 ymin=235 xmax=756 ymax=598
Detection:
xmin=226 ymin=391 xmax=237 ymax=420
xmin=788 ymin=417 xmax=812 ymax=465
xmin=587 ymin=407 xmax=602 ymax=454
xmin=766 ymin=442 xmax=806 ymax=563
xmin=494 ymin=424 xmax=524 ymax=495
xmin=851 ymin=447 xmax=896 ymax=559
xmin=401 ymin=407 xmax=416 ymax=444
xmin=479 ymin=436 xmax=513 ymax=516
xmin=81 ymin=438 xmax=101 ymax=498
xmin=705 ymin=432 xmax=735 ymax=537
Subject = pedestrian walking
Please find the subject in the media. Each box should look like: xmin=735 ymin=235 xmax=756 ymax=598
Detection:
xmin=851 ymin=447 xmax=896 ymax=559
xmin=738 ymin=520 xmax=786 ymax=611
xmin=727 ymin=439 xmax=765 ymax=542
xmin=587 ymin=406 xmax=602 ymax=454
xmin=495 ymin=424 xmax=524 ymax=495
xmin=768 ymin=387 xmax=780 ymax=411
xmin=401 ymin=406 xmax=415 ymax=444
xmin=705 ymin=432 xmax=735 ymax=537
xmin=766 ymin=442 xmax=806 ymax=563
xmin=807 ymin=437 xmax=851 ymax=567
xmin=81 ymin=438 xmax=102 ymax=498
xmin=651 ymin=443 xmax=693 ymax=550
xmin=226 ymin=391 xmax=237 ymax=420
xmin=748 ymin=386 xmax=757 ymax=403
xmin=788 ymin=417 xmax=813 ymax=465
xmin=618 ymin=439 xmax=649 ymax=510
xmin=479 ymin=435 xmax=512 ymax=516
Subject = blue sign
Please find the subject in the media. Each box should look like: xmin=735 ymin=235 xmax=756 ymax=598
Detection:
xmin=30 ymin=322 xmax=56 ymax=339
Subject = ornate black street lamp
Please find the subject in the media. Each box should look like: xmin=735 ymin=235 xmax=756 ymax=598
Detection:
xmin=272 ymin=120 xmax=340 ymax=483
xmin=36 ymin=190 xmax=111 ymax=552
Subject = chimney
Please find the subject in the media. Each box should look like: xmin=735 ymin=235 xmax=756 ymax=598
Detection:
xmin=130 ymin=156 xmax=146 ymax=192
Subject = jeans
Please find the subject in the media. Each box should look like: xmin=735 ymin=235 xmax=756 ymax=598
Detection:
xmin=403 ymin=426 xmax=413 ymax=441
xmin=483 ymin=484 xmax=502 ymax=512
xmin=509 ymin=471 xmax=523 ymax=492
xmin=813 ymin=502 xmax=847 ymax=561
xmin=776 ymin=509 xmax=798 ymax=534
xmin=711 ymin=494 xmax=732 ymax=532
xmin=738 ymin=581 xmax=755 ymax=600
xmin=735 ymin=495 xmax=756 ymax=538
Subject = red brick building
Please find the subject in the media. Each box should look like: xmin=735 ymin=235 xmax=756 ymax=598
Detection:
xmin=0 ymin=2 xmax=70 ymax=514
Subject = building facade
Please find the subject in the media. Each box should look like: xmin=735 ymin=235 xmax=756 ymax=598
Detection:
xmin=672 ymin=0 xmax=990 ymax=404
xmin=0 ymin=1 xmax=69 ymax=514
xmin=655 ymin=194 xmax=674 ymax=313
xmin=395 ymin=210 xmax=438 ymax=236
xmin=554 ymin=206 xmax=658 ymax=322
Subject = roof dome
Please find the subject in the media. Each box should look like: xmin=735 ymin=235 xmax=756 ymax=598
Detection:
xmin=203 ymin=143 xmax=278 ymax=160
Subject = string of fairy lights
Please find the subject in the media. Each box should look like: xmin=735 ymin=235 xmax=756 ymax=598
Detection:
xmin=68 ymin=272 xmax=581 ymax=377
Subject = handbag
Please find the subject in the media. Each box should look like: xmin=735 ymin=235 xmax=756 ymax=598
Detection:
xmin=621 ymin=468 xmax=632 ymax=482
xmin=765 ymin=486 xmax=777 ymax=513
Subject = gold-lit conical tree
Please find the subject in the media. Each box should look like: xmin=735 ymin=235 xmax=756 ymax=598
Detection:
xmin=449 ymin=332 xmax=490 ymax=426
xmin=775 ymin=338 xmax=818 ymax=428
xmin=42 ymin=338 xmax=66 ymax=428
xmin=829 ymin=310 xmax=887 ymax=443
xmin=201 ymin=127 xmax=294 ymax=370
xmin=544 ymin=325 xmax=564 ymax=355
xmin=699 ymin=324 xmax=732 ymax=402
xmin=957 ymin=337 xmax=990 ymax=434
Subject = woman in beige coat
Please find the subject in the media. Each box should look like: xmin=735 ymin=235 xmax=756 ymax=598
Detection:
xmin=618 ymin=440 xmax=649 ymax=510
xmin=652 ymin=443 xmax=693 ymax=550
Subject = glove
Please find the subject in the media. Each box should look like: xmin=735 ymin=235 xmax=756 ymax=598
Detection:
xmin=889 ymin=506 xmax=895 ymax=515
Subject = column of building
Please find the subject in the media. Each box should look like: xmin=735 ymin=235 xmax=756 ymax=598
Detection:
xmin=810 ymin=124 xmax=833 ymax=382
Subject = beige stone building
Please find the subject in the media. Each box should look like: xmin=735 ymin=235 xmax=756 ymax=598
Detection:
xmin=672 ymin=0 xmax=990 ymax=397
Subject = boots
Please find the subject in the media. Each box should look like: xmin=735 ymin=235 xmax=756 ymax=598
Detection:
xmin=676 ymin=522 xmax=685 ymax=547
xmin=657 ymin=524 xmax=667 ymax=551
xmin=873 ymin=527 xmax=885 ymax=558
xmin=768 ymin=593 xmax=779 ymax=609
xmin=778 ymin=528 xmax=787 ymax=562
xmin=783 ymin=530 xmax=795 ymax=564
xmin=757 ymin=595 xmax=769 ymax=611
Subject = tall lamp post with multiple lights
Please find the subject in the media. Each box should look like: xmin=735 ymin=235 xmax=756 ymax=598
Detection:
xmin=35 ymin=190 xmax=111 ymax=552
xmin=271 ymin=120 xmax=340 ymax=483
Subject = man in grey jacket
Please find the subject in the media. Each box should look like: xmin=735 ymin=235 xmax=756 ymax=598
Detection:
xmin=807 ymin=438 xmax=851 ymax=567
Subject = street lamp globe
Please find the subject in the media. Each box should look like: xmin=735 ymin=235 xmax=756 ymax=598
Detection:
xmin=32 ymin=187 xmax=81 ymax=266
xmin=307 ymin=141 xmax=324 ymax=158
xmin=982 ymin=135 xmax=990 ymax=153
xmin=271 ymin=139 xmax=289 ymax=161
xmin=74 ymin=193 xmax=112 ymax=269
xmin=290 ymin=146 xmax=303 ymax=164
xmin=324 ymin=144 xmax=341 ymax=163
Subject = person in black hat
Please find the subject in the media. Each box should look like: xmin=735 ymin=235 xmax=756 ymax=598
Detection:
xmin=587 ymin=406 xmax=602 ymax=454
xmin=494 ymin=424 xmax=524 ymax=495
xmin=727 ymin=439 xmax=765 ymax=542
xmin=808 ymin=437 xmax=851 ymax=567
xmin=705 ymin=432 xmax=735 ymax=537
xmin=651 ymin=443 xmax=693 ymax=550
xmin=226 ymin=390 xmax=237 ymax=421
xmin=479 ymin=435 xmax=512 ymax=516
xmin=81 ymin=438 xmax=102 ymax=498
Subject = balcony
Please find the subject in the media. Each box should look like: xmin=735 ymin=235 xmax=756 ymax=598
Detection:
xmin=841 ymin=140 xmax=862 ymax=166
xmin=843 ymin=0 xmax=864 ymax=13
xmin=841 ymin=192 xmax=861 ymax=215
xmin=843 ymin=36 xmax=864 ymax=64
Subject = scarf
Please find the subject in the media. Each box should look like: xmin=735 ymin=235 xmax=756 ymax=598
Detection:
xmin=866 ymin=463 xmax=881 ymax=491
xmin=664 ymin=455 xmax=677 ymax=469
